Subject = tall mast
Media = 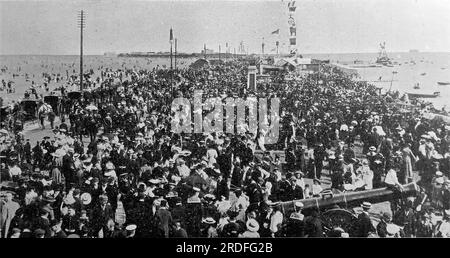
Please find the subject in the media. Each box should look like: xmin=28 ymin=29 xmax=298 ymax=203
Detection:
xmin=78 ymin=10 xmax=86 ymax=91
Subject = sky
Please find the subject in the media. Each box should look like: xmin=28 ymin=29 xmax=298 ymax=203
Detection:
xmin=1 ymin=0 xmax=450 ymax=55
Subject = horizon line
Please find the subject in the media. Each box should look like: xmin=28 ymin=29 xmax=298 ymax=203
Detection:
xmin=2 ymin=50 xmax=450 ymax=56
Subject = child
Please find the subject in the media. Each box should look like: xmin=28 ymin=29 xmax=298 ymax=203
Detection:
xmin=304 ymin=184 xmax=312 ymax=199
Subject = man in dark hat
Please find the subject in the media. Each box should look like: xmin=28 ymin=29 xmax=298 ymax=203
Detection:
xmin=170 ymin=197 xmax=186 ymax=227
xmin=32 ymin=208 xmax=52 ymax=238
xmin=23 ymin=138 xmax=32 ymax=163
xmin=172 ymin=220 xmax=188 ymax=238
xmin=355 ymin=202 xmax=376 ymax=237
xmin=376 ymin=212 xmax=391 ymax=238
xmin=154 ymin=199 xmax=173 ymax=238
xmin=221 ymin=210 xmax=242 ymax=237
xmin=314 ymin=142 xmax=326 ymax=179
xmin=185 ymin=187 xmax=203 ymax=237
xmin=61 ymin=206 xmax=80 ymax=235
xmin=91 ymin=195 xmax=114 ymax=237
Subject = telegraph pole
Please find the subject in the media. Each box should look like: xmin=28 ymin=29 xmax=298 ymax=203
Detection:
xmin=174 ymin=38 xmax=177 ymax=70
xmin=262 ymin=37 xmax=265 ymax=55
xmin=204 ymin=44 xmax=207 ymax=59
xmin=225 ymin=42 xmax=228 ymax=63
xmin=77 ymin=10 xmax=86 ymax=92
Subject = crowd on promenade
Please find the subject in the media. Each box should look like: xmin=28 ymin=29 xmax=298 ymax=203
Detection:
xmin=1 ymin=59 xmax=450 ymax=238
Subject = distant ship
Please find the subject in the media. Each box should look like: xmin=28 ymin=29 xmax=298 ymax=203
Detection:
xmin=376 ymin=42 xmax=393 ymax=66
xmin=409 ymin=49 xmax=419 ymax=53
xmin=437 ymin=82 xmax=450 ymax=86
xmin=407 ymin=91 xmax=440 ymax=99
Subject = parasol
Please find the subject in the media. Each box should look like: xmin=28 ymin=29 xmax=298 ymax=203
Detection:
xmin=85 ymin=104 xmax=98 ymax=111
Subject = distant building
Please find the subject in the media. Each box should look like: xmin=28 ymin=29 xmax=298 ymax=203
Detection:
xmin=272 ymin=57 xmax=328 ymax=72
xmin=201 ymin=49 xmax=214 ymax=55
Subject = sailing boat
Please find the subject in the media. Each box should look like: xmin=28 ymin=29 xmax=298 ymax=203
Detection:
xmin=376 ymin=42 xmax=392 ymax=66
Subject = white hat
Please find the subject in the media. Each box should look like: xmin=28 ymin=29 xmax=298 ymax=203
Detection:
xmin=369 ymin=146 xmax=376 ymax=151
xmin=202 ymin=217 xmax=216 ymax=224
xmin=125 ymin=224 xmax=137 ymax=231
xmin=294 ymin=201 xmax=304 ymax=208
xmin=436 ymin=177 xmax=444 ymax=184
xmin=436 ymin=171 xmax=443 ymax=177
xmin=192 ymin=187 xmax=200 ymax=192
xmin=246 ymin=219 xmax=260 ymax=232
xmin=80 ymin=193 xmax=92 ymax=205
xmin=361 ymin=202 xmax=372 ymax=209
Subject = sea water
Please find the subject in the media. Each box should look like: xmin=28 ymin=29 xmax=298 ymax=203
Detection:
xmin=1 ymin=52 xmax=450 ymax=110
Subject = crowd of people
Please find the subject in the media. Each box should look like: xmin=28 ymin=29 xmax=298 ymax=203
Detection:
xmin=1 ymin=59 xmax=450 ymax=238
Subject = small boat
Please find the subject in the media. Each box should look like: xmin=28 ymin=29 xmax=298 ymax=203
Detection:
xmin=407 ymin=91 xmax=440 ymax=99
xmin=420 ymin=73 xmax=426 ymax=76
xmin=413 ymin=83 xmax=420 ymax=89
xmin=437 ymin=82 xmax=450 ymax=86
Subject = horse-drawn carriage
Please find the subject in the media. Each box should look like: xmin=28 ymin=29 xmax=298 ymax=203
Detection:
xmin=19 ymin=98 xmax=39 ymax=122
xmin=43 ymin=92 xmax=61 ymax=115
xmin=67 ymin=91 xmax=82 ymax=100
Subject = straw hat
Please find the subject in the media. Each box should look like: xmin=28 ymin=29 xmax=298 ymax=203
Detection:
xmin=246 ymin=219 xmax=260 ymax=232
xmin=294 ymin=201 xmax=304 ymax=209
xmin=80 ymin=193 xmax=92 ymax=205
xmin=203 ymin=217 xmax=216 ymax=225
xmin=125 ymin=224 xmax=137 ymax=231
xmin=361 ymin=202 xmax=372 ymax=210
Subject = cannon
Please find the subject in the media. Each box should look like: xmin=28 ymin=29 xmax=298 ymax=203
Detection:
xmin=276 ymin=183 xmax=420 ymax=236
xmin=279 ymin=183 xmax=420 ymax=214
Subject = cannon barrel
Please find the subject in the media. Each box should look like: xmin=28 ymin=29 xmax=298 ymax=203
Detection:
xmin=279 ymin=183 xmax=419 ymax=214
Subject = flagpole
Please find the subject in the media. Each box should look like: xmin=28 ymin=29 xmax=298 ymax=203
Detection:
xmin=170 ymin=27 xmax=173 ymax=95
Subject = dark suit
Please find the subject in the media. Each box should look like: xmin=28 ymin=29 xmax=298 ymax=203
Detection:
xmin=171 ymin=205 xmax=186 ymax=227
xmin=155 ymin=208 xmax=173 ymax=238
xmin=173 ymin=227 xmax=188 ymax=238
xmin=304 ymin=215 xmax=323 ymax=238
xmin=32 ymin=216 xmax=51 ymax=238
xmin=91 ymin=204 xmax=114 ymax=236
xmin=356 ymin=212 xmax=375 ymax=237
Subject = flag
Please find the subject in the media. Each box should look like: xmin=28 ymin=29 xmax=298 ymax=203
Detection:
xmin=289 ymin=38 xmax=296 ymax=45
xmin=290 ymin=26 xmax=296 ymax=36
xmin=288 ymin=1 xmax=296 ymax=12
xmin=271 ymin=29 xmax=280 ymax=35
xmin=170 ymin=27 xmax=173 ymax=44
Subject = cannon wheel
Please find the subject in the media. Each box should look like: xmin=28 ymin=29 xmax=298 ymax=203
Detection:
xmin=320 ymin=208 xmax=359 ymax=237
